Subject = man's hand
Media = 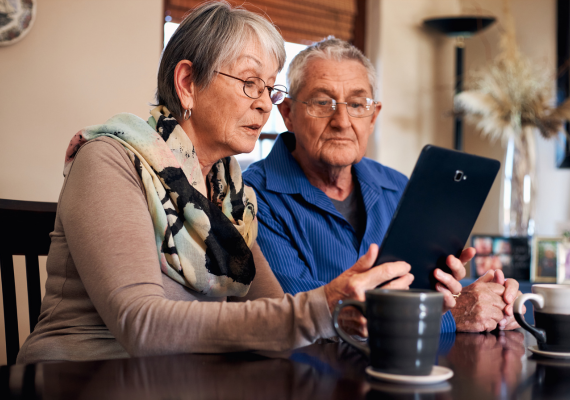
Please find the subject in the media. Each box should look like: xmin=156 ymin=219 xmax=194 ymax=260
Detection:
xmin=324 ymin=244 xmax=414 ymax=336
xmin=434 ymin=247 xmax=473 ymax=313
xmin=492 ymin=269 xmax=524 ymax=330
xmin=451 ymin=270 xmax=509 ymax=332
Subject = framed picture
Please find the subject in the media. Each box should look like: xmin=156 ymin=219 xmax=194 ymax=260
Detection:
xmin=532 ymin=237 xmax=562 ymax=283
xmin=557 ymin=239 xmax=570 ymax=284
xmin=471 ymin=235 xmax=530 ymax=280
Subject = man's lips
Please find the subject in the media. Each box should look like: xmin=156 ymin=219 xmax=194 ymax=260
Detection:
xmin=326 ymin=137 xmax=354 ymax=142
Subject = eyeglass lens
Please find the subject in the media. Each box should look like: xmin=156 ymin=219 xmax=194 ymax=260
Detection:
xmin=306 ymin=97 xmax=376 ymax=118
xmin=242 ymin=77 xmax=287 ymax=105
xmin=270 ymin=90 xmax=286 ymax=105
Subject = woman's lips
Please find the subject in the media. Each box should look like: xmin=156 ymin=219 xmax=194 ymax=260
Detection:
xmin=243 ymin=124 xmax=262 ymax=134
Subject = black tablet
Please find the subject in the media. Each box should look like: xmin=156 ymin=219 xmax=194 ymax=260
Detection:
xmin=374 ymin=145 xmax=500 ymax=289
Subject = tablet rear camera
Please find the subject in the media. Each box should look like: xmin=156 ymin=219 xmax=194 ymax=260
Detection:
xmin=454 ymin=170 xmax=464 ymax=182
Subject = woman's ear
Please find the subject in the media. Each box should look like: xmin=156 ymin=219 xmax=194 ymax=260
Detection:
xmin=174 ymin=60 xmax=195 ymax=113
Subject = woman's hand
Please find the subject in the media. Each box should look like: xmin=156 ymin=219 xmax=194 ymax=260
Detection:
xmin=324 ymin=244 xmax=413 ymax=336
xmin=434 ymin=247 xmax=473 ymax=313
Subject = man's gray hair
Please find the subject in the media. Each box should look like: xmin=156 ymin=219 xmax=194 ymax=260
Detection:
xmin=287 ymin=37 xmax=377 ymax=99
xmin=156 ymin=1 xmax=286 ymax=117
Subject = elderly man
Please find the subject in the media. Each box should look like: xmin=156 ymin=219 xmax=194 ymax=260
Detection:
xmin=244 ymin=38 xmax=522 ymax=333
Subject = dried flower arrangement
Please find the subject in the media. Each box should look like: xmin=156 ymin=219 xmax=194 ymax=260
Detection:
xmin=453 ymin=0 xmax=570 ymax=236
xmin=454 ymin=0 xmax=570 ymax=144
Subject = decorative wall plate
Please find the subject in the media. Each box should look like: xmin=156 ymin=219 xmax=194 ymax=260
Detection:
xmin=0 ymin=0 xmax=36 ymax=46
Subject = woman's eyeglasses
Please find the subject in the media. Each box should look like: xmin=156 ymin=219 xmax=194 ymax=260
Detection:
xmin=215 ymin=71 xmax=288 ymax=105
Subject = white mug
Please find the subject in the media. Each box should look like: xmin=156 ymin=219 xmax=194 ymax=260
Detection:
xmin=514 ymin=284 xmax=570 ymax=352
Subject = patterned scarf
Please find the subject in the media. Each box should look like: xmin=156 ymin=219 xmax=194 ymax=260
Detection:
xmin=64 ymin=106 xmax=257 ymax=297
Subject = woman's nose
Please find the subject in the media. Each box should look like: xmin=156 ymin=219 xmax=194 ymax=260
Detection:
xmin=254 ymin=88 xmax=274 ymax=113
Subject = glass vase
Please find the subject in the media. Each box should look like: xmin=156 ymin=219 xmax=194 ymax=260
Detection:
xmin=502 ymin=127 xmax=536 ymax=237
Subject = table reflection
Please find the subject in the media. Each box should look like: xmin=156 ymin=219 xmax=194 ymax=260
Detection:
xmin=523 ymin=358 xmax=570 ymax=399
xmin=366 ymin=381 xmax=453 ymax=400
xmin=3 ymin=331 xmax=570 ymax=399
xmin=21 ymin=343 xmax=368 ymax=400
xmin=446 ymin=331 xmax=526 ymax=397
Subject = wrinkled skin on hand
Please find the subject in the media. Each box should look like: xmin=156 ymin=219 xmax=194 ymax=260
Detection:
xmin=491 ymin=269 xmax=524 ymax=330
xmin=451 ymin=269 xmax=524 ymax=332
xmin=327 ymin=245 xmax=525 ymax=336
xmin=434 ymin=248 xmax=474 ymax=313
xmin=324 ymin=244 xmax=414 ymax=337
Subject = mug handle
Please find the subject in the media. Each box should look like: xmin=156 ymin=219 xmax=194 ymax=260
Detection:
xmin=333 ymin=299 xmax=370 ymax=356
xmin=513 ymin=293 xmax=546 ymax=344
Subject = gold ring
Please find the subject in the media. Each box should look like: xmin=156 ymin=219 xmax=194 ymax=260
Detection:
xmin=452 ymin=292 xmax=461 ymax=299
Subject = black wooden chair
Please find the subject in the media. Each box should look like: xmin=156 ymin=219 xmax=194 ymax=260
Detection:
xmin=0 ymin=199 xmax=57 ymax=366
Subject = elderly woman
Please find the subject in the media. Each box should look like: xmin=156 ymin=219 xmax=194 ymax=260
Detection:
xmin=17 ymin=2 xmax=413 ymax=364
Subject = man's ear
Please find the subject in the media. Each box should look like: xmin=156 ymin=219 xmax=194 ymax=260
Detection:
xmin=174 ymin=60 xmax=195 ymax=113
xmin=369 ymin=101 xmax=382 ymax=130
xmin=278 ymin=98 xmax=295 ymax=132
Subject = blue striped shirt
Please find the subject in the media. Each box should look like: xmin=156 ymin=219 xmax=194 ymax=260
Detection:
xmin=244 ymin=132 xmax=456 ymax=333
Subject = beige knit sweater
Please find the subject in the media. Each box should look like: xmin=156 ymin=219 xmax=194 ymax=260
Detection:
xmin=17 ymin=137 xmax=335 ymax=364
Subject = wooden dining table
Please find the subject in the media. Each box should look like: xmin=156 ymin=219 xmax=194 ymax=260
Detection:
xmin=1 ymin=330 xmax=569 ymax=399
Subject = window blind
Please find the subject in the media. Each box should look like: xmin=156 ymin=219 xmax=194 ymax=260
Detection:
xmin=164 ymin=0 xmax=359 ymax=45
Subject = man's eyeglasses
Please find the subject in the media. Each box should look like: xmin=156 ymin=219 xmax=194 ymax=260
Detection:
xmin=291 ymin=97 xmax=380 ymax=118
xmin=215 ymin=71 xmax=288 ymax=105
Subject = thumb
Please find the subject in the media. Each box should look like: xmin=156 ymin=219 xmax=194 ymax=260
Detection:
xmin=477 ymin=269 xmax=495 ymax=283
xmin=350 ymin=244 xmax=379 ymax=272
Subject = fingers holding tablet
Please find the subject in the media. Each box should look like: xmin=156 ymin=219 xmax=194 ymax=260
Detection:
xmin=434 ymin=267 xmax=463 ymax=295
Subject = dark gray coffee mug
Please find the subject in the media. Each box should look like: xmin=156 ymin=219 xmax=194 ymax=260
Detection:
xmin=333 ymin=289 xmax=444 ymax=376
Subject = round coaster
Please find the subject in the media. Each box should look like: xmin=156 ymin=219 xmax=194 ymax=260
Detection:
xmin=529 ymin=345 xmax=570 ymax=359
xmin=365 ymin=365 xmax=453 ymax=385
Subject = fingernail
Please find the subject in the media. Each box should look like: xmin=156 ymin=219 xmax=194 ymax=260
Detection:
xmin=500 ymin=319 xmax=507 ymax=326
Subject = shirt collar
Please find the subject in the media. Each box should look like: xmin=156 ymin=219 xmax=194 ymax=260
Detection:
xmin=264 ymin=132 xmax=313 ymax=195
xmin=352 ymin=155 xmax=399 ymax=192
xmin=264 ymin=132 xmax=399 ymax=195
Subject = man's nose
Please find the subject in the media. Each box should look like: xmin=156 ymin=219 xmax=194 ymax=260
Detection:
xmin=329 ymin=103 xmax=352 ymax=129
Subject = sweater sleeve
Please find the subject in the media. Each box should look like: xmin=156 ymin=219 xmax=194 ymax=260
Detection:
xmin=59 ymin=138 xmax=335 ymax=358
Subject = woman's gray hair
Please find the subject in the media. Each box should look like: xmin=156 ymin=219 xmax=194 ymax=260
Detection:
xmin=156 ymin=1 xmax=286 ymax=117
xmin=287 ymin=37 xmax=377 ymax=99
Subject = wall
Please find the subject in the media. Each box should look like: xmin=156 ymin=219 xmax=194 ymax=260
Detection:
xmin=366 ymin=0 xmax=568 ymax=238
xmin=535 ymin=136 xmax=570 ymax=235
xmin=365 ymin=0 xmax=461 ymax=175
xmin=0 ymin=0 xmax=163 ymax=364
xmin=0 ymin=0 xmax=163 ymax=202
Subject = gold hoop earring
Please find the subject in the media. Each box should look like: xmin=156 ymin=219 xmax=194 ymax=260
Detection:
xmin=183 ymin=109 xmax=191 ymax=120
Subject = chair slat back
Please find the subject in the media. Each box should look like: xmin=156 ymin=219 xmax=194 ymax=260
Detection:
xmin=0 ymin=199 xmax=57 ymax=366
